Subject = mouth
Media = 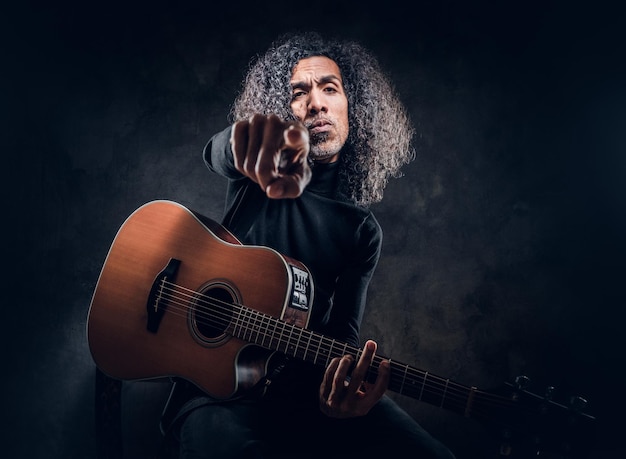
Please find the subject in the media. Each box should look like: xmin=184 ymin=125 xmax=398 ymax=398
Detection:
xmin=307 ymin=119 xmax=332 ymax=135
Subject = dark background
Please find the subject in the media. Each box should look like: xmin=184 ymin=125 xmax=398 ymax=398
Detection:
xmin=5 ymin=0 xmax=625 ymax=458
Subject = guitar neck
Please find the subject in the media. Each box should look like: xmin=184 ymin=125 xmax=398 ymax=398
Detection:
xmin=228 ymin=303 xmax=488 ymax=419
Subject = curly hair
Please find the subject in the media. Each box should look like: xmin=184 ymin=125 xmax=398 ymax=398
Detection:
xmin=230 ymin=32 xmax=415 ymax=207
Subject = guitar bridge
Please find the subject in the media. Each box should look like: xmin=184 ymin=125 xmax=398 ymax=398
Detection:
xmin=146 ymin=258 xmax=181 ymax=333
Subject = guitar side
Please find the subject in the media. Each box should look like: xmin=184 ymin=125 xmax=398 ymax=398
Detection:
xmin=86 ymin=200 xmax=311 ymax=399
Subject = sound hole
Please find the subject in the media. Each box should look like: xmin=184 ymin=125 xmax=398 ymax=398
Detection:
xmin=189 ymin=282 xmax=237 ymax=347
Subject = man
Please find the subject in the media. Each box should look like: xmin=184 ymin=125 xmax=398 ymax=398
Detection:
xmin=165 ymin=31 xmax=455 ymax=459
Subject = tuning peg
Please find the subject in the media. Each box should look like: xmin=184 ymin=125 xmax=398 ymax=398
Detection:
xmin=499 ymin=429 xmax=512 ymax=456
xmin=499 ymin=442 xmax=512 ymax=457
xmin=570 ymin=396 xmax=588 ymax=412
xmin=514 ymin=375 xmax=530 ymax=390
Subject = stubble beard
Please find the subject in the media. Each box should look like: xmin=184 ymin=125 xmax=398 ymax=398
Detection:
xmin=309 ymin=132 xmax=342 ymax=162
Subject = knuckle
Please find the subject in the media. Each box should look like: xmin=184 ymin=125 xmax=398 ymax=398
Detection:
xmin=248 ymin=113 xmax=266 ymax=126
xmin=242 ymin=157 xmax=257 ymax=176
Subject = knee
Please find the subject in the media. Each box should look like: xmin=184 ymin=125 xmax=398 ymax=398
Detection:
xmin=178 ymin=405 xmax=260 ymax=459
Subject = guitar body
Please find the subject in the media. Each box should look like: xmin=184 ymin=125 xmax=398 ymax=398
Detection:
xmin=87 ymin=200 xmax=312 ymax=399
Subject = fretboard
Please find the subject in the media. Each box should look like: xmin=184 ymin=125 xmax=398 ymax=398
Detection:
xmin=227 ymin=303 xmax=501 ymax=420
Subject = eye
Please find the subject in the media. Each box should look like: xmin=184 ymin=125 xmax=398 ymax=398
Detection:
xmin=291 ymin=90 xmax=306 ymax=100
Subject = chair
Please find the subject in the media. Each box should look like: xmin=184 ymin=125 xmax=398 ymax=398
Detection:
xmin=95 ymin=368 xmax=177 ymax=459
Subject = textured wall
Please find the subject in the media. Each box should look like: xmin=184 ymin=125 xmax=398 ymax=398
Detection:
xmin=6 ymin=1 xmax=625 ymax=458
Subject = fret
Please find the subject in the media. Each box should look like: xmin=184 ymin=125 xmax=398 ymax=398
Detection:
xmin=419 ymin=371 xmax=429 ymax=401
xmin=302 ymin=330 xmax=314 ymax=363
xmin=320 ymin=337 xmax=331 ymax=365
xmin=352 ymin=346 xmax=363 ymax=376
xmin=259 ymin=313 xmax=271 ymax=348
xmin=249 ymin=309 xmax=261 ymax=345
xmin=392 ymin=367 xmax=424 ymax=398
xmin=294 ymin=327 xmax=304 ymax=358
xmin=419 ymin=373 xmax=456 ymax=408
xmin=233 ymin=305 xmax=245 ymax=339
xmin=285 ymin=323 xmax=296 ymax=356
xmin=399 ymin=362 xmax=408 ymax=395
xmin=440 ymin=379 xmax=450 ymax=408
xmin=254 ymin=311 xmax=266 ymax=345
xmin=242 ymin=307 xmax=253 ymax=342
xmin=313 ymin=334 xmax=322 ymax=365
xmin=237 ymin=307 xmax=246 ymax=341
xmin=248 ymin=308 xmax=258 ymax=342
xmin=464 ymin=386 xmax=477 ymax=418
xmin=326 ymin=339 xmax=337 ymax=367
xmin=273 ymin=319 xmax=283 ymax=352
xmin=271 ymin=317 xmax=281 ymax=350
xmin=277 ymin=320 xmax=288 ymax=354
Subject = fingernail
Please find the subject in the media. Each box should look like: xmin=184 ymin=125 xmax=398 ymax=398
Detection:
xmin=285 ymin=125 xmax=308 ymax=144
xmin=266 ymin=182 xmax=284 ymax=198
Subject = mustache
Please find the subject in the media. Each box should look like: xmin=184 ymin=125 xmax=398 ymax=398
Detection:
xmin=303 ymin=116 xmax=333 ymax=129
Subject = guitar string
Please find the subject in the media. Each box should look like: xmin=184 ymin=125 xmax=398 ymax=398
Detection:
xmin=150 ymin=279 xmax=517 ymax=417
xmin=156 ymin=280 xmax=517 ymax=418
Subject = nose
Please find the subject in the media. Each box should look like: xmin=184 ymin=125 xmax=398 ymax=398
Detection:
xmin=307 ymin=89 xmax=327 ymax=115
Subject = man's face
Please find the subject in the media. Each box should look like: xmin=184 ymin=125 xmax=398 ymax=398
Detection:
xmin=290 ymin=56 xmax=349 ymax=163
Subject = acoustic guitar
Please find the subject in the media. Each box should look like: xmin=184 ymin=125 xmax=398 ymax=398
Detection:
xmin=87 ymin=200 xmax=596 ymax=458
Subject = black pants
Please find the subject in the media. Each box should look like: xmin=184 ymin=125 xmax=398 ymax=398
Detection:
xmin=175 ymin=392 xmax=456 ymax=459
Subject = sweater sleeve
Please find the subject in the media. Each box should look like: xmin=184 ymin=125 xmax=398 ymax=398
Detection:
xmin=321 ymin=212 xmax=382 ymax=347
xmin=203 ymin=125 xmax=241 ymax=179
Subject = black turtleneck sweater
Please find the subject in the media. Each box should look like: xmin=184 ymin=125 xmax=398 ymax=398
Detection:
xmin=204 ymin=126 xmax=382 ymax=350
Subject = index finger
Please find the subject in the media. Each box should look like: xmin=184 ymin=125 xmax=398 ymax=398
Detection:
xmin=282 ymin=124 xmax=310 ymax=161
xmin=347 ymin=340 xmax=377 ymax=391
xmin=263 ymin=123 xmax=311 ymax=198
xmin=230 ymin=119 xmax=251 ymax=173
xmin=255 ymin=115 xmax=288 ymax=191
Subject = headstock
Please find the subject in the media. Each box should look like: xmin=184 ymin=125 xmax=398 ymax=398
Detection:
xmin=481 ymin=376 xmax=597 ymax=458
